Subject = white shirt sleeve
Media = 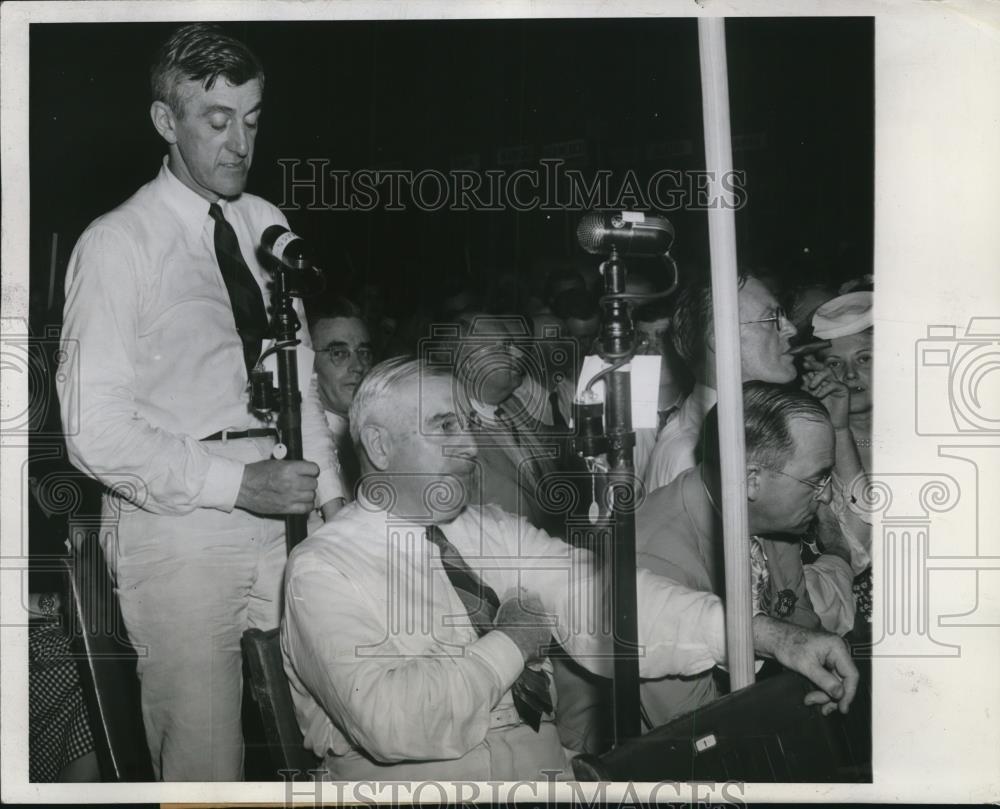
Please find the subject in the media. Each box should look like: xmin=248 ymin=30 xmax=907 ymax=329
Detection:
xmin=804 ymin=554 xmax=856 ymax=636
xmin=493 ymin=512 xmax=726 ymax=678
xmin=282 ymin=558 xmax=521 ymax=762
xmin=59 ymin=224 xmax=244 ymax=515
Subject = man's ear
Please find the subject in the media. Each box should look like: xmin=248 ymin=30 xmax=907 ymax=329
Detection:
xmin=150 ymin=100 xmax=178 ymax=145
xmin=360 ymin=424 xmax=391 ymax=471
xmin=746 ymin=463 xmax=762 ymax=502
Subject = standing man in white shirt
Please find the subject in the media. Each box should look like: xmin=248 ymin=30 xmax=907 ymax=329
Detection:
xmin=309 ymin=296 xmax=374 ymax=500
xmin=644 ymin=272 xmax=800 ymax=493
xmin=281 ymin=357 xmax=859 ymax=781
xmin=57 ymin=23 xmax=342 ymax=781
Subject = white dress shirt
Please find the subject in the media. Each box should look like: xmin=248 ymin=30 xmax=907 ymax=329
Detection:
xmin=323 ymin=408 xmax=349 ymax=442
xmin=643 ymin=383 xmax=718 ymax=493
xmin=282 ymin=500 xmax=726 ymax=772
xmin=59 ymin=159 xmax=341 ymax=514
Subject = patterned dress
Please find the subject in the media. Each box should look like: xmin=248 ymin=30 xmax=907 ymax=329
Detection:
xmin=29 ymin=616 xmax=95 ymax=781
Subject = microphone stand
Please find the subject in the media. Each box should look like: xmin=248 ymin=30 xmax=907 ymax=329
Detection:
xmin=598 ymin=246 xmax=642 ymax=745
xmin=573 ymin=245 xmax=642 ymax=745
xmin=251 ymin=262 xmax=308 ymax=553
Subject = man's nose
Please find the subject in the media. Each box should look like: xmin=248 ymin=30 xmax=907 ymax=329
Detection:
xmin=778 ymin=315 xmax=797 ymax=339
xmin=450 ymin=441 xmax=479 ymax=461
xmin=228 ymin=123 xmax=250 ymax=157
xmin=818 ymin=483 xmax=834 ymax=506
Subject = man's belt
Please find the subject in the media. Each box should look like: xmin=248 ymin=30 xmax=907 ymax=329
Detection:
xmin=201 ymin=428 xmax=278 ymax=442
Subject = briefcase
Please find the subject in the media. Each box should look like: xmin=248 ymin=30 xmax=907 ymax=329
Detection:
xmin=572 ymin=664 xmax=871 ymax=783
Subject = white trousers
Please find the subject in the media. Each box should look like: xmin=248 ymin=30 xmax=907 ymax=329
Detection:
xmin=101 ymin=436 xmax=285 ymax=781
xmin=321 ymin=720 xmax=573 ymax=782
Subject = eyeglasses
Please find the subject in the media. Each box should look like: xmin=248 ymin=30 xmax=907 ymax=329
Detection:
xmin=740 ymin=306 xmax=788 ymax=332
xmin=321 ymin=345 xmax=374 ymax=367
xmin=767 ymin=468 xmax=833 ymax=500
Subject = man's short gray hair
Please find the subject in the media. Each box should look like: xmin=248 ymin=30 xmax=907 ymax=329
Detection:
xmin=348 ymin=356 xmax=452 ymax=446
xmin=150 ymin=23 xmax=264 ymax=116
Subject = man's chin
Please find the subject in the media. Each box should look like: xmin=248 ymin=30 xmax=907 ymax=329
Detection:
xmin=778 ymin=358 xmax=798 ymax=382
xmin=214 ymin=175 xmax=248 ymax=198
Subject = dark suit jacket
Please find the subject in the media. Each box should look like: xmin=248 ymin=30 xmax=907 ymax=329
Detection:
xmin=467 ymin=395 xmax=583 ymax=538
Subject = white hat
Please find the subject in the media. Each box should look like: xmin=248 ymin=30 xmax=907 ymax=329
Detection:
xmin=811 ymin=291 xmax=873 ymax=339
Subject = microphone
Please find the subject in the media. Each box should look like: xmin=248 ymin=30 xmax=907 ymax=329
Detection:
xmin=576 ymin=211 xmax=675 ymax=256
xmin=260 ymin=225 xmax=324 ymax=296
xmin=261 ymin=224 xmax=313 ymax=269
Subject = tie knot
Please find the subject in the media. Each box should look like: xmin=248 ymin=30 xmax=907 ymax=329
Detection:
xmin=425 ymin=523 xmax=450 ymax=553
xmin=208 ymin=202 xmax=225 ymax=223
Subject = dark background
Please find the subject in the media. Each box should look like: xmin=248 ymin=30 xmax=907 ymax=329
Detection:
xmin=26 ymin=17 xmax=873 ymax=567
xmin=28 ymin=17 xmax=873 ymax=326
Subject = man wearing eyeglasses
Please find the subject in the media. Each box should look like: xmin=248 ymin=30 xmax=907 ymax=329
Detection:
xmin=644 ymin=273 xmax=798 ymax=493
xmin=634 ymin=381 xmax=832 ymax=728
xmin=642 ymin=274 xmax=855 ymax=639
xmin=309 ymin=296 xmax=375 ymax=501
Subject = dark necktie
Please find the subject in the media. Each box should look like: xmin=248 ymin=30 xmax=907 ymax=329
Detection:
xmin=209 ymin=203 xmax=269 ymax=376
xmin=548 ymin=389 xmax=568 ymax=430
xmin=495 ymin=404 xmax=547 ymax=486
xmin=425 ymin=523 xmax=553 ymax=731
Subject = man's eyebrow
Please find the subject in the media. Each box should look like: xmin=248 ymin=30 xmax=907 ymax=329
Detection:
xmin=321 ymin=340 xmax=373 ymax=350
xmin=805 ymin=464 xmax=834 ymax=481
xmin=200 ymin=101 xmax=263 ymax=116
xmin=425 ymin=411 xmax=457 ymax=427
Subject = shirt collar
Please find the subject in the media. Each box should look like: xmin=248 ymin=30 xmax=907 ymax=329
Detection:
xmin=323 ymin=408 xmax=349 ymax=439
xmin=468 ymin=391 xmax=533 ymax=427
xmin=154 ymin=155 xmax=233 ymax=236
xmin=689 ymin=383 xmax=718 ymax=417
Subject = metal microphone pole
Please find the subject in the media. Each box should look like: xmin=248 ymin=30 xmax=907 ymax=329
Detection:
xmin=270 ymin=265 xmax=308 ymax=551
xmin=597 ymin=246 xmax=642 ymax=745
xmin=574 ymin=211 xmax=678 ymax=745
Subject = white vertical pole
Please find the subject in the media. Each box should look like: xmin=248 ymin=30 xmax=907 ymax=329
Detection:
xmin=698 ymin=17 xmax=755 ymax=690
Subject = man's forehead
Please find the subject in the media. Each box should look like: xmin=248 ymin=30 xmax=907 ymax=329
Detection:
xmin=177 ymin=76 xmax=262 ymax=112
xmin=313 ymin=316 xmax=370 ymax=343
xmin=415 ymin=375 xmax=458 ymax=416
xmin=787 ymin=417 xmax=835 ymax=467
xmin=738 ymin=277 xmax=778 ymax=315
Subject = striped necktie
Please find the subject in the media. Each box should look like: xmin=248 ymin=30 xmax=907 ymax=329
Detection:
xmin=426 ymin=523 xmax=553 ymax=731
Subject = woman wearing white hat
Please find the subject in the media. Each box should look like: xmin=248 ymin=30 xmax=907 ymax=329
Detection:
xmin=802 ymin=291 xmax=874 ymax=625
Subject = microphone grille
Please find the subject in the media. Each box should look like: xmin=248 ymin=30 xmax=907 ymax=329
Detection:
xmin=576 ymin=212 xmax=607 ymax=254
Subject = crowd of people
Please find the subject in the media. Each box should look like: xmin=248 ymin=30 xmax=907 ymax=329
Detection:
xmin=45 ymin=23 xmax=873 ymax=782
